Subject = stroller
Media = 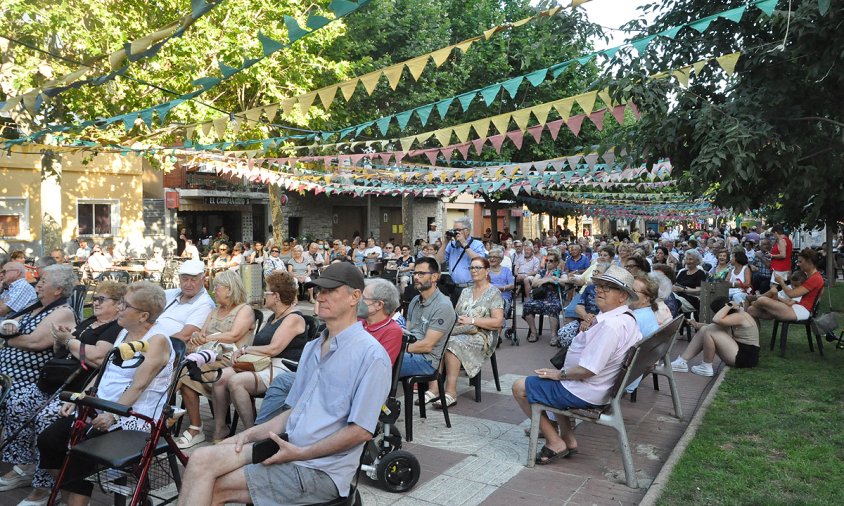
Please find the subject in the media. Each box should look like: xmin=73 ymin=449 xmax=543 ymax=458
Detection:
xmin=48 ymin=338 xmax=190 ymax=506
xmin=360 ymin=331 xmax=421 ymax=492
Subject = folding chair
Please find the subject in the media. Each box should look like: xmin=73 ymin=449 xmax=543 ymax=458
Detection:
xmin=400 ymin=323 xmax=455 ymax=442
xmin=49 ymin=338 xmax=189 ymax=506
xmin=770 ymin=287 xmax=825 ymax=356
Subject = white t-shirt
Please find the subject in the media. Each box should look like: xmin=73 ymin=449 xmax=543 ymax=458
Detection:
xmin=428 ymin=230 xmax=442 ymax=244
xmin=183 ymin=244 xmax=200 ymax=260
xmin=156 ymin=288 xmax=216 ymax=337
xmin=364 ymin=246 xmax=383 ymax=258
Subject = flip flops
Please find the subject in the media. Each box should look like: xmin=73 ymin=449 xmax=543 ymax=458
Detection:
xmin=535 ymin=445 xmax=570 ymax=465
xmin=414 ymin=390 xmax=438 ymax=406
xmin=432 ymin=393 xmax=457 ymax=409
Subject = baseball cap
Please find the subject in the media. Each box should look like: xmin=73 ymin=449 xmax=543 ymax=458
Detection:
xmin=179 ymin=259 xmax=206 ymax=276
xmin=305 ymin=262 xmax=364 ymax=291
xmin=592 ymin=265 xmax=638 ymax=301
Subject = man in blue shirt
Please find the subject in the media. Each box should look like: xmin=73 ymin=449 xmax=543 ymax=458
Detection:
xmin=564 ymin=244 xmax=590 ymax=275
xmin=436 ymin=216 xmax=487 ymax=306
xmin=178 ymin=262 xmax=391 ymax=506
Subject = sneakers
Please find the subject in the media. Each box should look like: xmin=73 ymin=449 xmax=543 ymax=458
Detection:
xmin=0 ymin=465 xmax=33 ymax=491
xmin=691 ymin=363 xmax=714 ymax=377
xmin=670 ymin=359 xmax=688 ymax=373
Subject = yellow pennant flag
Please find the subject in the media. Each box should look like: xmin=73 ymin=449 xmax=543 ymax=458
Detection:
xmin=490 ymin=113 xmax=511 ymax=135
xmin=531 ymin=103 xmax=552 ymax=126
xmin=471 ymin=119 xmax=490 ymax=139
xmin=382 ymin=65 xmax=404 ymax=90
xmin=264 ymin=104 xmax=279 ymax=123
xmin=574 ymin=90 xmax=598 ymax=115
xmin=453 ymin=123 xmax=472 ymax=144
xmin=692 ymin=60 xmax=707 ymax=76
xmin=298 ymin=92 xmax=317 ymax=115
xmin=511 ymin=17 xmax=532 ymax=28
xmin=129 ymin=22 xmax=179 ymax=55
xmin=400 ymin=136 xmax=415 ymax=152
xmin=716 ymin=52 xmax=741 ymax=76
xmin=339 ymin=79 xmax=359 ymax=102
xmin=280 ymin=97 xmax=297 ymax=116
xmin=244 ymin=108 xmax=263 ymax=123
xmin=359 ymin=72 xmax=382 ymax=95
xmin=597 ymin=89 xmax=614 ymax=109
xmin=483 ymin=26 xmax=500 ymax=40
xmin=201 ymin=121 xmax=213 ymax=137
xmin=415 ymin=132 xmax=434 ymax=144
xmin=464 ymin=170 xmax=475 ymax=179
xmin=454 ymin=38 xmax=476 ymax=54
xmin=317 ymin=86 xmax=338 ymax=109
xmin=231 ymin=118 xmax=242 ymax=135
xmin=553 ymin=98 xmax=574 ymax=121
xmin=185 ymin=125 xmax=196 ymax=140
xmin=108 ymin=49 xmax=127 ymax=70
xmin=511 ymin=109 xmax=532 ymax=131
xmin=672 ymin=67 xmax=691 ymax=88
xmin=431 ymin=46 xmax=454 ymax=67
xmin=406 ymin=56 xmax=430 ymax=81
xmin=434 ymin=128 xmax=453 ymax=147
xmin=213 ymin=117 xmax=228 ymax=139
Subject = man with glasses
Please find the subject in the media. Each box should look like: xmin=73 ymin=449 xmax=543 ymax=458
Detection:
xmin=154 ymin=259 xmax=215 ymax=340
xmin=398 ymin=257 xmax=457 ymax=380
xmin=358 ymin=278 xmax=403 ymax=365
xmin=0 ymin=262 xmax=36 ymax=316
xmin=514 ymin=244 xmax=540 ymax=299
xmin=512 ymin=265 xmax=642 ymax=464
xmin=437 ymin=217 xmax=487 ymax=306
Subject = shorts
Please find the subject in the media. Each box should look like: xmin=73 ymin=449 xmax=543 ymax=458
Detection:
xmin=791 ymin=304 xmax=811 ymax=321
xmin=244 ymin=462 xmax=339 ymax=506
xmin=771 ymin=270 xmax=791 ymax=284
xmin=734 ymin=343 xmax=759 ymax=368
xmin=524 ymin=376 xmax=599 ymax=410
xmin=253 ymin=358 xmax=292 ymax=389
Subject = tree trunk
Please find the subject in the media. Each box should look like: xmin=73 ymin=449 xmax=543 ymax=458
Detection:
xmin=479 ymin=192 xmax=499 ymax=243
xmin=268 ymin=184 xmax=285 ymax=247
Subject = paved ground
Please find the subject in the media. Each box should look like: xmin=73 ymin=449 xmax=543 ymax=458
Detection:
xmin=2 ymin=301 xmax=719 ymax=505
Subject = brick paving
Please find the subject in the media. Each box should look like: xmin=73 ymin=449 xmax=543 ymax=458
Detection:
xmin=1 ymin=301 xmax=719 ymax=505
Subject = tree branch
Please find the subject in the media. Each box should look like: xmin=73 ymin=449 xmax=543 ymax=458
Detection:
xmin=784 ymin=116 xmax=844 ymax=128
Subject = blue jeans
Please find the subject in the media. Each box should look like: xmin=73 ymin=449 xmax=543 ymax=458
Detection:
xmin=564 ymin=291 xmax=582 ymax=319
xmin=255 ymin=370 xmax=297 ymax=424
xmin=398 ymin=353 xmax=436 ymax=378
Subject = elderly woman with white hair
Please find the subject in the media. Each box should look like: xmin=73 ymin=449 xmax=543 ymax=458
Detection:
xmin=287 ymin=244 xmax=313 ymax=303
xmin=673 ymin=249 xmax=708 ymax=315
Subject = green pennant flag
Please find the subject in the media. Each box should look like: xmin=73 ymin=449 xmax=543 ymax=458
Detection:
xmin=602 ymin=46 xmax=620 ymax=59
xmin=339 ymin=126 xmax=355 ymax=139
xmin=435 ymin=98 xmax=454 ymax=119
xmin=193 ymin=76 xmax=221 ymax=90
xmin=576 ymin=54 xmax=595 ymax=65
xmin=218 ymin=61 xmax=238 ymax=78
xmin=550 ymin=62 xmax=570 ymax=79
xmin=375 ymin=116 xmax=392 ymax=135
xmin=306 ymin=15 xmax=331 ymax=30
xmin=242 ymin=57 xmax=260 ymax=68
xmin=259 ymin=31 xmax=284 ymax=56
xmin=416 ymin=104 xmax=434 ymax=127
xmin=355 ymin=121 xmax=373 ymax=137
xmin=524 ymin=68 xmax=548 ymax=87
xmin=659 ymin=25 xmax=682 ymax=39
xmin=480 ymin=84 xmax=501 ymax=107
xmin=631 ymin=35 xmax=655 ymax=55
xmin=457 ymin=92 xmax=475 ymax=112
xmin=689 ymin=18 xmax=713 ymax=32
xmin=501 ymin=76 xmax=524 ymax=98
xmin=139 ymin=108 xmax=155 ymax=128
xmin=395 ymin=110 xmax=413 ymax=131
xmin=329 ymin=0 xmax=359 ymax=17
xmin=284 ymin=15 xmax=309 ymax=43
xmin=155 ymin=104 xmax=172 ymax=123
xmin=757 ymin=0 xmax=778 ymax=16
xmin=718 ymin=6 xmax=745 ymax=23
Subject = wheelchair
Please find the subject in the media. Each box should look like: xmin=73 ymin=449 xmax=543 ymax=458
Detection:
xmin=48 ymin=338 xmax=190 ymax=506
xmin=360 ymin=331 xmax=421 ymax=493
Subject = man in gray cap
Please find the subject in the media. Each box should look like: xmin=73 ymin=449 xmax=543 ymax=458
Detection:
xmin=155 ymin=259 xmax=215 ymax=339
xmin=512 ymin=265 xmax=642 ymax=465
xmin=179 ymin=262 xmax=391 ymax=506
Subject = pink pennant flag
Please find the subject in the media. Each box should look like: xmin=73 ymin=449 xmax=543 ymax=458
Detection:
xmin=314 ymin=186 xmax=325 ymax=195
xmin=546 ymin=119 xmax=564 ymax=140
xmin=629 ymin=102 xmax=641 ymax=118
xmin=472 ymin=137 xmax=486 ymax=155
xmin=488 ymin=134 xmax=505 ymax=154
xmin=349 ymin=154 xmax=365 ymax=165
xmin=456 ymin=143 xmax=471 ymax=160
xmin=424 ymin=149 xmax=438 ymax=166
xmin=506 ymin=130 xmax=524 ymax=149
xmin=611 ymin=105 xmax=626 ymax=125
xmin=527 ymin=124 xmax=544 ymax=144
xmin=566 ymin=115 xmax=585 ymax=136
xmin=440 ymin=147 xmax=454 ymax=164
xmin=588 ymin=111 xmax=605 ymax=131
xmin=566 ymin=155 xmax=581 ymax=169
xmin=379 ymin=153 xmax=393 ymax=165
xmin=395 ymin=151 xmax=407 ymax=163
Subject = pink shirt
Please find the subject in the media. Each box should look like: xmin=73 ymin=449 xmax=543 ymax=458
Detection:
xmin=562 ymin=305 xmax=642 ymax=406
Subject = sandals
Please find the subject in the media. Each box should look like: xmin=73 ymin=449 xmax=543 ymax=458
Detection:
xmin=432 ymin=393 xmax=457 ymax=409
xmin=535 ymin=445 xmax=570 ymax=465
xmin=526 ymin=329 xmax=538 ymax=343
xmin=414 ymin=390 xmax=438 ymax=406
xmin=175 ymin=425 xmax=206 ymax=449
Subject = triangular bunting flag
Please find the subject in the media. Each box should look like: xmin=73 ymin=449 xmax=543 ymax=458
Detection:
xmin=506 ymin=130 xmax=524 ymax=149
xmin=359 ymin=72 xmax=381 ymax=95
xmin=416 ymin=104 xmax=434 ymax=127
xmin=588 ymin=110 xmax=605 ymax=131
xmin=284 ymin=15 xmax=309 ymax=43
xmin=456 ymin=143 xmax=471 ymax=159
xmin=440 ymin=147 xmax=454 ymax=165
xmin=264 ymin=104 xmax=278 ymax=123
xmin=757 ymin=0 xmax=778 ymax=16
xmin=480 ymin=84 xmax=501 ymax=107
xmin=553 ymin=98 xmax=573 ymax=120
xmin=244 ymin=108 xmax=263 ymax=123
xmin=406 ymin=56 xmax=429 ymax=81
xmin=525 ymin=67 xmax=548 ymax=87
xmin=298 ymin=92 xmax=317 ymax=115
xmin=280 ymin=98 xmax=296 ymax=116
xmin=574 ymin=91 xmax=598 ymax=115
xmin=185 ymin=125 xmax=196 ymax=140
xmin=660 ymin=26 xmax=683 ymax=39
xmin=218 ymin=61 xmax=238 ymax=78
xmin=471 ymin=119 xmax=490 ymax=140
xmin=511 ymin=109 xmax=532 ymax=131
xmin=532 ymin=103 xmax=552 ymax=125
xmin=610 ymin=104 xmax=626 ymax=125
xmin=435 ymin=98 xmax=453 ymax=119
xmin=472 ymin=138 xmax=486 ymax=155
xmin=317 ymin=86 xmax=338 ymax=109
xmin=382 ymin=64 xmax=404 ymax=90
xmin=434 ymin=128 xmax=452 ymax=147
xmin=566 ymin=114 xmax=585 ymax=136
xmin=431 ymin=46 xmax=454 ymax=67
xmin=689 ymin=18 xmax=713 ymax=32
xmin=201 ymin=121 xmax=213 ymax=137
xmin=630 ymin=35 xmax=655 ymax=55
xmin=546 ymin=119 xmax=564 ymax=140
xmin=488 ymin=134 xmax=505 ymax=154
xmin=375 ymin=116 xmax=392 ymax=136
xmin=716 ymin=53 xmax=740 ymax=76
xmin=339 ymin=79 xmax=359 ymax=102
xmin=598 ymin=89 xmax=613 ymax=109
xmin=718 ymin=6 xmax=746 ymax=23
xmin=501 ymin=75 xmax=524 ymax=98
xmin=527 ymin=124 xmax=544 ymax=144
xmin=213 ymin=117 xmax=228 ymax=139
xmin=672 ymin=67 xmax=691 ymax=88
xmin=395 ymin=110 xmax=413 ymax=131
xmin=424 ymin=150 xmax=438 ymax=166
xmin=692 ymin=60 xmax=707 ymax=76
xmin=491 ymin=114 xmax=511 ymax=135
xmin=453 ymin=123 xmax=472 ymax=144
xmin=457 ymin=92 xmax=475 ymax=112
xmin=454 ymin=39 xmax=475 ymax=54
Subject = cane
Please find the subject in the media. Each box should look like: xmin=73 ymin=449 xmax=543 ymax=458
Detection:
xmin=0 ymin=366 xmax=91 ymax=453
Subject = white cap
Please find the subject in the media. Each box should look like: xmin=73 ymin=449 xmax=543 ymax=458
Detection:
xmin=179 ymin=259 xmax=206 ymax=276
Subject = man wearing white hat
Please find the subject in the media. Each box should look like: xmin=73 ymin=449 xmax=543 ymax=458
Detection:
xmin=512 ymin=265 xmax=642 ymax=465
xmin=155 ymin=259 xmax=216 ymax=340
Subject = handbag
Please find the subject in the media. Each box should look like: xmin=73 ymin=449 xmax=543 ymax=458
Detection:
xmin=531 ymin=285 xmax=548 ymax=300
xmin=232 ymin=354 xmax=271 ymax=373
xmin=812 ymin=312 xmax=838 ymax=336
xmin=38 ymin=356 xmax=82 ymax=393
xmin=549 ymin=347 xmax=568 ymax=370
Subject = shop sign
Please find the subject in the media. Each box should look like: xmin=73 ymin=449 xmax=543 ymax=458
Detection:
xmin=165 ymin=191 xmax=180 ymax=209
xmin=205 ymin=197 xmax=249 ymax=205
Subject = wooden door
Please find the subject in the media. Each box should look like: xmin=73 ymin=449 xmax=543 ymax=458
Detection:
xmin=332 ymin=206 xmax=364 ymax=241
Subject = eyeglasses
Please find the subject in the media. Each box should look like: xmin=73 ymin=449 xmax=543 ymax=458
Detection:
xmin=594 ymin=283 xmax=620 ymax=293
xmin=117 ymin=298 xmax=144 ymax=312
xmin=413 ymin=271 xmax=435 ymax=277
xmin=91 ymin=295 xmax=115 ymax=304
xmin=468 ymin=265 xmax=486 ymax=271
xmin=271 ymin=250 xmax=280 ymax=253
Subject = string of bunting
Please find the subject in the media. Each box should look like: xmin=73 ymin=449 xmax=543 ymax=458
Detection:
xmin=515 ymin=194 xmax=720 ymax=221
xmin=0 ymin=0 xmax=223 ymax=113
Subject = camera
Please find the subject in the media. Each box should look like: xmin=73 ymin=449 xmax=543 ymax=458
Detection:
xmin=445 ymin=229 xmax=460 ymax=240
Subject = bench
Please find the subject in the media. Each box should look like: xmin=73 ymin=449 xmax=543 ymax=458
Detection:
xmin=526 ymin=316 xmax=684 ymax=488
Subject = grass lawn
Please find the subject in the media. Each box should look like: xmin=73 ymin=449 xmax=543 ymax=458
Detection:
xmin=657 ymin=283 xmax=844 ymax=505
